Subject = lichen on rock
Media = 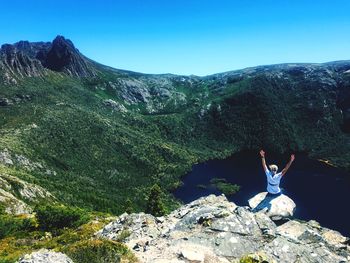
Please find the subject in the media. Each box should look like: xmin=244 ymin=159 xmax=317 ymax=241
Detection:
xmin=96 ymin=194 xmax=350 ymax=263
xmin=17 ymin=249 xmax=74 ymax=263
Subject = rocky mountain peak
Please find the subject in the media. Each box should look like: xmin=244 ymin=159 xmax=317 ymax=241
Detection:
xmin=0 ymin=42 xmax=46 ymax=81
xmin=0 ymin=35 xmax=97 ymax=80
xmin=52 ymin=35 xmax=75 ymax=49
xmin=43 ymin=35 xmax=96 ymax=77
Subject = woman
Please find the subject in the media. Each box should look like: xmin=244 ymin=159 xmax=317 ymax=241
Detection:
xmin=259 ymin=150 xmax=295 ymax=196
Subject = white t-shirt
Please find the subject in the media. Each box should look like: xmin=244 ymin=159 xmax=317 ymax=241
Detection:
xmin=265 ymin=169 xmax=282 ymax=194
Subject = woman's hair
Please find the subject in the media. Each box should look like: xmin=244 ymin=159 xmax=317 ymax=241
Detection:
xmin=269 ymin=164 xmax=278 ymax=173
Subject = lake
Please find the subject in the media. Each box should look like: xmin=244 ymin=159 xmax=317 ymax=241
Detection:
xmin=173 ymin=151 xmax=350 ymax=236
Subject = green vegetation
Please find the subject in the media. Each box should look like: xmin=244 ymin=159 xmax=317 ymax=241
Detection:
xmin=116 ymin=229 xmax=131 ymax=242
xmin=2 ymin=68 xmax=349 ymax=217
xmin=215 ymin=182 xmax=240 ymax=195
xmin=123 ymin=198 xmax=133 ymax=214
xmin=64 ymin=239 xmax=137 ymax=263
xmin=210 ymin=178 xmax=241 ymax=195
xmin=1 ymin=48 xmax=350 ymax=262
xmin=239 ymin=253 xmax=271 ymax=263
xmin=0 ymin=213 xmax=35 ymax=239
xmin=209 ymin=178 xmax=227 ymax=184
xmin=35 ymin=205 xmax=90 ymax=233
xmin=146 ymin=184 xmax=166 ymax=217
xmin=0 ymin=214 xmax=135 ymax=263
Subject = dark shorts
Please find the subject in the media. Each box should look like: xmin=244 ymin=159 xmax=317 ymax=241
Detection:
xmin=267 ymin=191 xmax=282 ymax=197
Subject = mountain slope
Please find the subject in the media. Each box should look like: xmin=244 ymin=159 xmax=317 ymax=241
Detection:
xmin=0 ymin=36 xmax=350 ymax=215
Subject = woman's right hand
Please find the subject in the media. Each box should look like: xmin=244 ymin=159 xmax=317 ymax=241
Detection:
xmin=290 ymin=154 xmax=295 ymax=162
xmin=260 ymin=150 xmax=265 ymax=158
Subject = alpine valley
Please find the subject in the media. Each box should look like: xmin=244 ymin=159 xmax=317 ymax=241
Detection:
xmin=1 ymin=36 xmax=350 ymax=263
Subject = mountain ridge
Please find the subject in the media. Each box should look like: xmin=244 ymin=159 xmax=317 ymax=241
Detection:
xmin=1 ymin=35 xmax=350 ymax=262
xmin=1 ymin=35 xmax=350 ymax=79
xmin=1 ymin=35 xmax=350 ymax=215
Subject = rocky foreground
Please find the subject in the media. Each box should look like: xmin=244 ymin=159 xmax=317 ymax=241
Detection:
xmin=96 ymin=194 xmax=350 ymax=263
xmin=18 ymin=194 xmax=350 ymax=263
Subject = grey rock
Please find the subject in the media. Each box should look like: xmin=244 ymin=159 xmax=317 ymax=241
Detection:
xmin=17 ymin=249 xmax=74 ymax=263
xmin=0 ymin=97 xmax=13 ymax=106
xmin=0 ymin=173 xmax=54 ymax=215
xmin=0 ymin=148 xmax=13 ymax=165
xmin=102 ymin=99 xmax=127 ymax=113
xmin=248 ymin=192 xmax=296 ymax=220
xmin=97 ymin=194 xmax=350 ymax=262
xmin=0 ymin=188 xmax=32 ymax=214
xmin=0 ymin=44 xmax=46 ymax=79
xmin=118 ymin=79 xmax=151 ymax=104
xmin=0 ymin=149 xmax=52 ymax=172
xmin=44 ymin=36 xmax=97 ymax=78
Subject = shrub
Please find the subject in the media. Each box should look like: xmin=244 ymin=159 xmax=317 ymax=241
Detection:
xmin=116 ymin=229 xmax=131 ymax=242
xmin=64 ymin=239 xmax=137 ymax=263
xmin=145 ymin=184 xmax=166 ymax=217
xmin=123 ymin=198 xmax=133 ymax=214
xmin=34 ymin=205 xmax=89 ymax=232
xmin=239 ymin=253 xmax=270 ymax=263
xmin=0 ymin=212 xmax=36 ymax=238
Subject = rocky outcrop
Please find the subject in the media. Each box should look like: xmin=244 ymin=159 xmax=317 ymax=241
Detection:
xmin=0 ymin=187 xmax=31 ymax=215
xmin=43 ymin=36 xmax=97 ymax=78
xmin=118 ymin=78 xmax=151 ymax=104
xmin=0 ymin=35 xmax=96 ymax=81
xmin=248 ymin=192 xmax=296 ymax=220
xmin=17 ymin=249 xmax=74 ymax=263
xmin=96 ymin=195 xmax=350 ymax=263
xmin=102 ymin=99 xmax=128 ymax=113
xmin=0 ymin=148 xmax=56 ymax=174
xmin=0 ymin=43 xmax=46 ymax=81
xmin=0 ymin=173 xmax=54 ymax=215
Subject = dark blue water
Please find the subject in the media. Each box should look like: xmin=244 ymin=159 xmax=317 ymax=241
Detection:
xmin=174 ymin=152 xmax=350 ymax=236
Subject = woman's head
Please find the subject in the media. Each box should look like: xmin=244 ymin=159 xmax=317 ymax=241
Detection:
xmin=269 ymin=164 xmax=278 ymax=174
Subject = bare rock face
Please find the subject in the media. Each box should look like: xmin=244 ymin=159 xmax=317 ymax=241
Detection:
xmin=17 ymin=249 xmax=74 ymax=263
xmin=102 ymin=99 xmax=128 ymax=113
xmin=248 ymin=192 xmax=296 ymax=220
xmin=0 ymin=43 xmax=46 ymax=79
xmin=43 ymin=36 xmax=97 ymax=78
xmin=96 ymin=194 xmax=350 ymax=263
xmin=0 ymin=187 xmax=32 ymax=215
xmin=0 ymin=35 xmax=96 ymax=81
xmin=118 ymin=78 xmax=151 ymax=104
xmin=0 ymin=148 xmax=13 ymax=165
xmin=0 ymin=173 xmax=54 ymax=215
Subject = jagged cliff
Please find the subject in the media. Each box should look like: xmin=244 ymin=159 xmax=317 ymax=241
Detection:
xmin=0 ymin=35 xmax=96 ymax=84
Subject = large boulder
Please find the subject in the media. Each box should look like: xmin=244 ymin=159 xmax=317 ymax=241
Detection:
xmin=17 ymin=249 xmax=74 ymax=263
xmin=248 ymin=192 xmax=296 ymax=220
xmin=96 ymin=194 xmax=350 ymax=263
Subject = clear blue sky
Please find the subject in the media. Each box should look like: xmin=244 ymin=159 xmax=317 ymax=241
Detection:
xmin=1 ymin=0 xmax=350 ymax=76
